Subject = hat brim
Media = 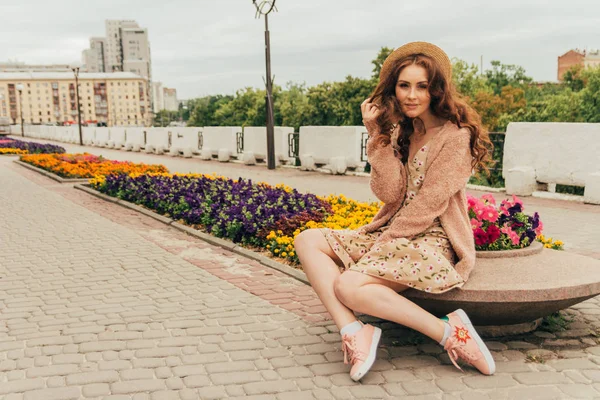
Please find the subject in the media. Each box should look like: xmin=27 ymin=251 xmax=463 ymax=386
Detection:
xmin=379 ymin=41 xmax=452 ymax=83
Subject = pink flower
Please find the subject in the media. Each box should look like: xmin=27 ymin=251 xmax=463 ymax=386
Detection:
xmin=535 ymin=219 xmax=544 ymax=236
xmin=501 ymin=226 xmax=520 ymax=245
xmin=470 ymin=218 xmax=482 ymax=230
xmin=481 ymin=206 xmax=499 ymax=223
xmin=481 ymin=194 xmax=496 ymax=205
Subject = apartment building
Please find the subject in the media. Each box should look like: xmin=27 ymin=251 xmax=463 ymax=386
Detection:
xmin=82 ymin=38 xmax=107 ymax=73
xmin=163 ymin=88 xmax=178 ymax=112
xmin=83 ymin=20 xmax=151 ymax=80
xmin=0 ymin=72 xmax=151 ymax=127
xmin=558 ymin=49 xmax=600 ymax=81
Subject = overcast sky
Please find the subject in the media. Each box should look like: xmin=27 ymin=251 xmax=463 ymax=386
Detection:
xmin=1 ymin=0 xmax=599 ymax=99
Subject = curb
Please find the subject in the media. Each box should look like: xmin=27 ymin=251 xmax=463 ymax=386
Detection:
xmin=14 ymin=160 xmax=90 ymax=183
xmin=73 ymin=184 xmax=311 ymax=285
xmin=466 ymin=183 xmax=506 ymax=193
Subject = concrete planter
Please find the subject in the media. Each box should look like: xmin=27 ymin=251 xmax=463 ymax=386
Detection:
xmin=404 ymin=240 xmax=600 ymax=333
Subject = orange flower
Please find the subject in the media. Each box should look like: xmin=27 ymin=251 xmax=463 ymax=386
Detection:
xmin=454 ymin=326 xmax=471 ymax=344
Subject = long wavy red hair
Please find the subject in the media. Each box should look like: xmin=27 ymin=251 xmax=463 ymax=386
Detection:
xmin=370 ymin=54 xmax=492 ymax=172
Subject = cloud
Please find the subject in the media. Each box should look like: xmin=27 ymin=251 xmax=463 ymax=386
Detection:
xmin=1 ymin=0 xmax=598 ymax=98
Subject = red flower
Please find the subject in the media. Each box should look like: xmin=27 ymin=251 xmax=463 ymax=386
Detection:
xmin=474 ymin=228 xmax=488 ymax=246
xmin=486 ymin=224 xmax=501 ymax=244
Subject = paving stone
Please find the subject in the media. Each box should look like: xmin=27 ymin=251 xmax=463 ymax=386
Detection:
xmin=435 ymin=377 xmax=467 ymax=392
xmin=277 ymin=391 xmax=316 ymax=400
xmin=210 ymin=371 xmax=263 ymax=385
xmin=348 ymin=385 xmax=389 ymax=398
xmin=197 ymin=386 xmax=227 ymax=400
xmin=277 ymin=366 xmax=314 ymax=379
xmin=558 ymin=383 xmax=600 ymax=398
xmin=514 ymin=371 xmax=571 ymax=385
xmin=391 ymin=355 xmax=440 ymax=369
xmin=402 ymin=380 xmax=442 ymax=395
xmin=494 ymin=361 xmax=534 ymax=373
xmin=463 ymin=375 xmax=518 ymax=389
xmin=244 ymin=380 xmax=298 ymax=395
xmin=503 ymin=386 xmax=564 ymax=400
xmin=22 ymin=388 xmax=81 ymax=400
xmin=547 ymin=358 xmax=598 ymax=371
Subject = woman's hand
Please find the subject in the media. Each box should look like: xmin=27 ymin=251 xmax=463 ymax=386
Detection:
xmin=361 ymin=98 xmax=381 ymax=125
xmin=361 ymin=98 xmax=381 ymax=134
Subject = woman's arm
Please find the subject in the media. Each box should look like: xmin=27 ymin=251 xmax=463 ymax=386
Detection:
xmin=374 ymin=129 xmax=472 ymax=244
xmin=365 ymin=121 xmax=407 ymax=204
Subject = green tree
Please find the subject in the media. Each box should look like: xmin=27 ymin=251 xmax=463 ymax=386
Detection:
xmin=371 ymin=46 xmax=394 ymax=80
xmin=451 ymin=58 xmax=490 ymax=99
xmin=485 ymin=61 xmax=533 ymax=95
xmin=274 ymin=82 xmax=309 ymax=131
xmin=579 ymin=66 xmax=600 ymax=122
xmin=304 ymin=76 xmax=375 ymax=126
xmin=187 ymin=95 xmax=233 ymax=127
xmin=562 ymin=65 xmax=585 ymax=92
xmin=153 ymin=110 xmax=180 ymax=127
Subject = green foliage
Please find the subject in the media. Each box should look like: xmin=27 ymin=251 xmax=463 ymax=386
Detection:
xmin=178 ymin=51 xmax=599 ymax=193
xmin=371 ymin=46 xmax=394 ymax=80
xmin=153 ymin=110 xmax=181 ymax=127
xmin=579 ymin=66 xmax=600 ymax=122
xmin=540 ymin=311 xmax=574 ymax=333
xmin=562 ymin=65 xmax=585 ymax=92
xmin=484 ymin=60 xmax=533 ymax=95
xmin=451 ymin=58 xmax=489 ymax=100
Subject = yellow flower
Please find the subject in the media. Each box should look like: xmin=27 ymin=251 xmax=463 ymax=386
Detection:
xmin=281 ymin=252 xmax=287 ymax=257
xmin=544 ymin=243 xmax=552 ymax=248
xmin=274 ymin=249 xmax=279 ymax=253
xmin=289 ymin=251 xmax=295 ymax=257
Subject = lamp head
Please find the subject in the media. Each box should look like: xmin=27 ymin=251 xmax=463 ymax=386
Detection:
xmin=15 ymin=83 xmax=23 ymax=91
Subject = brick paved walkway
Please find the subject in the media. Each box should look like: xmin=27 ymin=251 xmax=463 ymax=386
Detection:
xmin=2 ymin=155 xmax=600 ymax=399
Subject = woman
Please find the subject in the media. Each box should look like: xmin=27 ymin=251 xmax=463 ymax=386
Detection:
xmin=294 ymin=42 xmax=495 ymax=381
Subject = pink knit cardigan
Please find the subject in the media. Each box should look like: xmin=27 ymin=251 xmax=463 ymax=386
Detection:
xmin=361 ymin=120 xmax=476 ymax=281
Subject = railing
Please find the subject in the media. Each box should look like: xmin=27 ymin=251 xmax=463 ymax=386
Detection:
xmin=288 ymin=132 xmax=300 ymax=166
xmin=236 ymin=131 xmax=244 ymax=154
xmin=488 ymin=132 xmax=505 ymax=175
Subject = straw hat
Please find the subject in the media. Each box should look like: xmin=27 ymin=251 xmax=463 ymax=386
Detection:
xmin=379 ymin=41 xmax=452 ymax=83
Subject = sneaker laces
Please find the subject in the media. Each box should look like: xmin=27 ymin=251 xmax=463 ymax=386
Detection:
xmin=341 ymin=334 xmax=364 ymax=365
xmin=444 ymin=336 xmax=476 ymax=371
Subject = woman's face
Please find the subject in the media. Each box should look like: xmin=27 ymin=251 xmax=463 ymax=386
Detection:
xmin=395 ymin=64 xmax=431 ymax=119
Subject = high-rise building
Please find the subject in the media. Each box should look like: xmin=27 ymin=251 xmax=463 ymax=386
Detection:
xmin=163 ymin=88 xmax=178 ymax=112
xmin=152 ymin=81 xmax=164 ymax=113
xmin=82 ymin=37 xmax=107 ymax=73
xmin=82 ymin=20 xmax=151 ymax=80
xmin=0 ymin=72 xmax=151 ymax=127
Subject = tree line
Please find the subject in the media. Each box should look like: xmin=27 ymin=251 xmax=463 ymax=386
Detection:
xmin=155 ymin=47 xmax=600 ymax=133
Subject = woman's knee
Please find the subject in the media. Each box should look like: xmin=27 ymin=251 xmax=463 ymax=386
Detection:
xmin=294 ymin=229 xmax=328 ymax=255
xmin=334 ymin=271 xmax=362 ymax=308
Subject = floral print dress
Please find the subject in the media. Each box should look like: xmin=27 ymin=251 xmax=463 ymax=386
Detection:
xmin=320 ymin=137 xmax=465 ymax=293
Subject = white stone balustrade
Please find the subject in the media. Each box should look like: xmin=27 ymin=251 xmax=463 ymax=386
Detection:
xmin=504 ymin=122 xmax=600 ymax=204
xmin=242 ymin=127 xmax=295 ymax=165
xmin=298 ymin=126 xmax=367 ymax=173
xmin=201 ymin=127 xmax=243 ymax=161
xmin=171 ymin=127 xmax=204 ymax=155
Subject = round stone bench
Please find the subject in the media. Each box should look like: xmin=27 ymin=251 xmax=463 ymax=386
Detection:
xmin=404 ymin=242 xmax=600 ymax=333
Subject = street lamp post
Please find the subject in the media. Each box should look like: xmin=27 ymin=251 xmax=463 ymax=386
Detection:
xmin=71 ymin=66 xmax=84 ymax=145
xmin=15 ymin=83 xmax=24 ymax=136
xmin=252 ymin=0 xmax=277 ymax=170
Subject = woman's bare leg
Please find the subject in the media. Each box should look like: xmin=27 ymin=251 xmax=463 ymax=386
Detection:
xmin=334 ymin=270 xmax=446 ymax=342
xmin=294 ymin=229 xmax=358 ymax=329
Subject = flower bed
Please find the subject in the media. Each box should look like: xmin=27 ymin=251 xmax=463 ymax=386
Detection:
xmin=468 ymin=194 xmax=562 ymax=251
xmin=20 ymin=153 xmax=168 ymax=179
xmin=87 ymin=170 xmax=562 ymax=265
xmin=0 ymin=138 xmax=65 ymax=154
xmin=90 ymin=174 xmax=331 ymax=246
xmin=0 ymin=148 xmax=28 ymax=155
